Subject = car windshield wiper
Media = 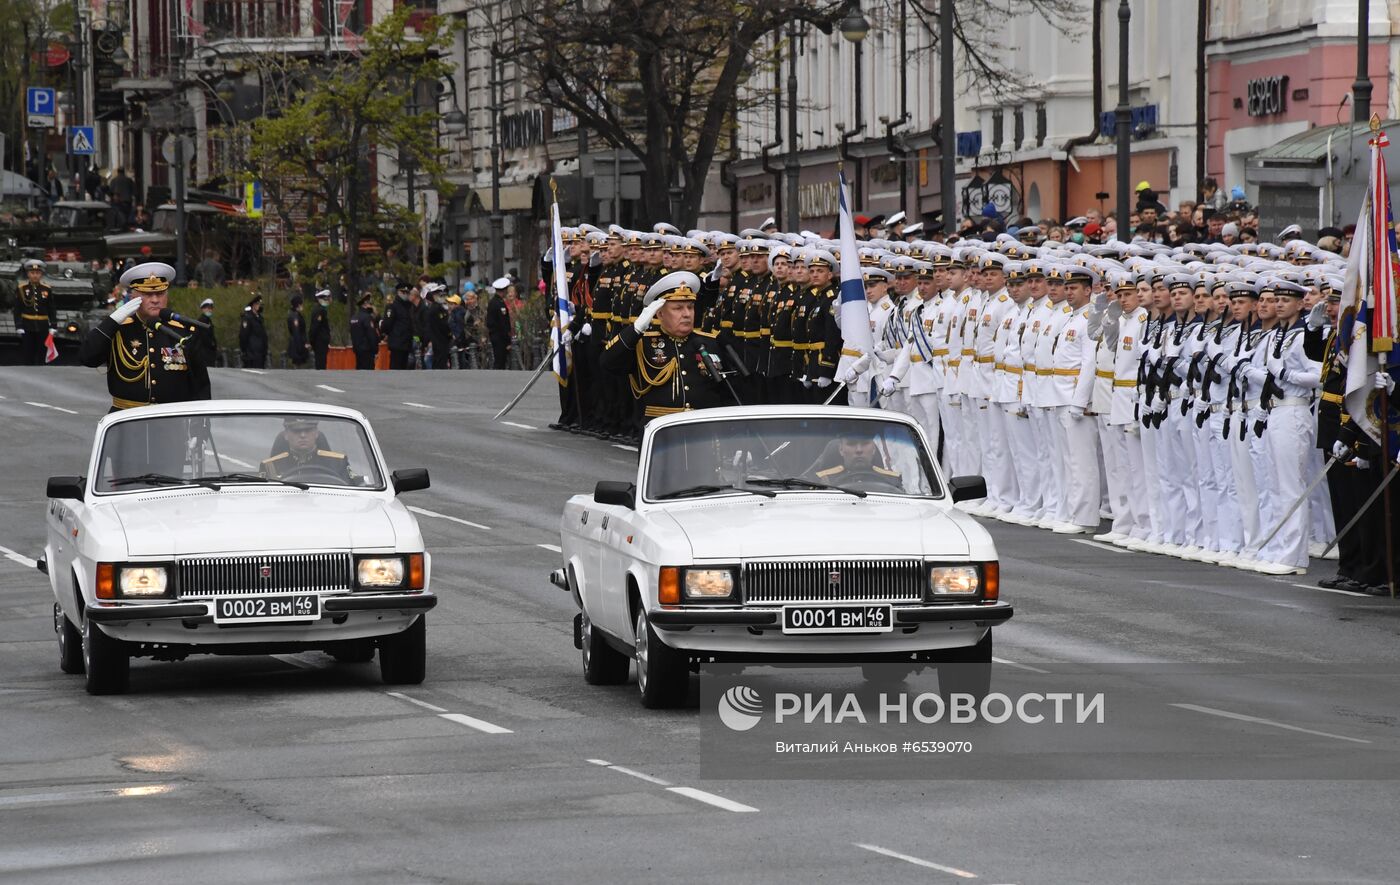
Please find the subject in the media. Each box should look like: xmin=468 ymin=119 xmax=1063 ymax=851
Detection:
xmin=203 ymin=472 xmax=310 ymax=490
xmin=744 ymin=477 xmax=867 ymax=498
xmin=108 ymin=472 xmax=220 ymax=489
xmin=655 ymin=483 xmax=776 ymax=500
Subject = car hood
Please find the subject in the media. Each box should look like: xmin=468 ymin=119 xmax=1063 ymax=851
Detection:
xmin=111 ymin=489 xmax=397 ymax=556
xmin=659 ymin=495 xmax=969 ymax=560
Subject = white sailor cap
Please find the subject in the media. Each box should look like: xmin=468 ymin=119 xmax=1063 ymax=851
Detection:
xmin=902 ymin=221 xmax=924 ymax=237
xmin=119 ymin=261 xmax=177 ymax=293
xmin=760 ymin=216 xmax=778 ymax=230
xmin=806 ymin=249 xmax=837 ymax=270
xmin=642 ymin=270 xmax=703 ymax=306
xmin=1163 ymin=271 xmax=1196 ymax=291
xmin=21 ymin=258 xmax=45 ymax=271
xmin=1276 ymin=223 xmax=1303 ymax=242
xmin=492 ymin=276 xmax=512 ymax=290
xmin=863 ymin=267 xmax=894 ymax=283
xmin=653 ymin=222 xmax=682 ymax=236
xmin=884 ymin=211 xmax=907 ymax=227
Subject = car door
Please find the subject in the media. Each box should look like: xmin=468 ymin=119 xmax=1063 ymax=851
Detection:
xmin=45 ymin=497 xmax=81 ymax=615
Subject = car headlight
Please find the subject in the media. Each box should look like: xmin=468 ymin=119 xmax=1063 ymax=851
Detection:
xmin=683 ymin=568 xmax=736 ymax=599
xmin=929 ymin=565 xmax=981 ymax=597
xmin=356 ymin=557 xmax=405 ymax=587
xmin=119 ymin=566 xmax=169 ymax=598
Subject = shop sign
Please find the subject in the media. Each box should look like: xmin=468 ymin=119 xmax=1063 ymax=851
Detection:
xmin=1247 ymin=76 xmax=1289 ymax=117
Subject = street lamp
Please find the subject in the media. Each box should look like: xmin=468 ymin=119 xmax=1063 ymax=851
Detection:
xmin=1114 ymin=0 xmax=1131 ymax=238
xmin=840 ymin=1 xmax=869 ymax=207
xmin=488 ymin=44 xmax=504 ymax=279
xmin=784 ymin=20 xmax=800 ymax=231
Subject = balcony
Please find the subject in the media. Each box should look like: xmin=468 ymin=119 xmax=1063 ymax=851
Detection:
xmin=202 ymin=0 xmax=301 ymax=41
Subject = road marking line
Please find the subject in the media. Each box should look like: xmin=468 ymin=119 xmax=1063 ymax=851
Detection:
xmin=385 ymin=691 xmax=448 ymax=714
xmin=855 ymin=843 xmax=978 ymax=878
xmin=218 ymin=455 xmax=257 ymax=470
xmin=1170 ymin=703 xmax=1372 ymax=745
xmin=992 ymin=657 xmax=1049 ymax=674
xmin=501 ymin=421 xmax=536 ymax=430
xmin=611 ymin=443 xmax=639 ymax=452
xmin=665 ymin=786 xmax=758 ymax=813
xmin=316 ymin=384 xmax=345 ymax=393
xmin=586 ymin=758 xmax=611 ymax=766
xmin=537 ymin=543 xmax=562 ymax=553
xmin=606 ymin=765 xmax=671 ymax=786
xmin=407 ymin=505 xmax=491 ymax=531
xmin=0 ymin=784 xmax=175 ymax=807
xmin=0 ymin=544 xmax=38 ymax=569
xmin=1070 ymin=538 xmax=1132 ymax=555
xmin=271 ymin=653 xmax=317 ymax=670
xmin=439 ymin=712 xmax=513 ymax=734
xmin=240 ymin=368 xmax=266 ymax=375
xmin=402 ymin=401 xmax=435 ymax=409
xmin=1290 ymin=581 xmax=1370 ymax=598
xmin=24 ymin=401 xmax=78 ymax=415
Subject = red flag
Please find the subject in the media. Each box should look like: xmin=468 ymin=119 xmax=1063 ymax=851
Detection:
xmin=43 ymin=331 xmax=58 ymax=364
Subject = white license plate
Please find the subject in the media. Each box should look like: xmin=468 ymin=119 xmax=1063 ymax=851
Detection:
xmin=212 ymin=593 xmax=320 ymax=624
xmin=781 ymin=604 xmax=893 ymax=634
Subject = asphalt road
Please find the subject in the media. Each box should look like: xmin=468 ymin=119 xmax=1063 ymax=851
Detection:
xmin=3 ymin=365 xmax=1400 ymax=884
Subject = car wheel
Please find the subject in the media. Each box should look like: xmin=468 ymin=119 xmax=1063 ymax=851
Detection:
xmin=581 ymin=609 xmax=629 ymax=685
xmin=634 ymin=608 xmax=688 ymax=709
xmin=330 ymin=640 xmax=375 ymax=664
xmin=937 ymin=632 xmax=992 ymax=704
xmin=82 ymin=617 xmax=129 ymax=695
xmin=379 ymin=615 xmax=426 ymax=685
xmin=56 ymin=603 xmax=85 ymax=675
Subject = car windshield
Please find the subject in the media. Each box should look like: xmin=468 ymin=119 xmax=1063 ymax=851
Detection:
xmin=644 ymin=416 xmax=941 ymax=501
xmin=94 ymin=413 xmax=385 ymax=494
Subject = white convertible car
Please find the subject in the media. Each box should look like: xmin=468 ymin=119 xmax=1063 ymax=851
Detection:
xmin=44 ymin=401 xmax=436 ymax=694
xmin=553 ymin=405 xmax=1012 ymax=708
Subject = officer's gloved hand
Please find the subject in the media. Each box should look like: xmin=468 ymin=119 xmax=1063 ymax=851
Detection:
xmin=633 ymin=298 xmax=665 ymax=333
xmin=111 ymin=297 xmax=142 ymax=323
xmin=1332 ymin=441 xmax=1350 ymax=460
xmin=543 ymin=246 xmax=554 ymax=263
xmin=49 ymin=326 xmax=57 ymax=335
xmin=579 ymin=322 xmax=592 ymax=339
xmin=799 ymin=375 xmax=811 ymax=389
xmin=1375 ymin=371 xmax=1396 ymax=394
xmin=560 ymin=329 xmax=573 ymax=349
xmin=589 ymin=252 xmax=602 ymax=268
xmin=1091 ymin=292 xmax=1109 ymax=311
xmin=1068 ymin=405 xmax=1086 ymax=420
xmin=1356 ymin=457 xmax=1371 ymax=470
xmin=879 ymin=377 xmax=898 ymax=397
xmin=1306 ymin=301 xmax=1327 ymax=332
xmin=1106 ymin=301 xmax=1123 ymax=321
xmin=815 ymin=377 xmax=832 ymax=389
xmin=835 ymin=365 xmax=857 ymax=385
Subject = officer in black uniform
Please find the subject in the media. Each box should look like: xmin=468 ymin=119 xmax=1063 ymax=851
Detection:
xmin=350 ymin=291 xmax=380 ymax=369
xmin=600 ymin=270 xmax=731 ymax=426
xmin=78 ymin=262 xmax=211 ymax=412
xmin=309 ymin=289 xmax=332 ymax=369
xmin=239 ymin=294 xmax=269 ymax=368
xmin=261 ymin=417 xmax=354 ymax=483
xmin=14 ymin=258 xmax=57 ymax=365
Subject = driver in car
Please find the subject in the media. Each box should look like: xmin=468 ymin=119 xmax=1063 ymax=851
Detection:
xmin=261 ymin=417 xmax=353 ymax=482
xmin=809 ymin=426 xmax=903 ymax=486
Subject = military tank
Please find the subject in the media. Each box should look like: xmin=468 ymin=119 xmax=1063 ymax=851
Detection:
xmin=0 ymin=248 xmax=111 ymax=347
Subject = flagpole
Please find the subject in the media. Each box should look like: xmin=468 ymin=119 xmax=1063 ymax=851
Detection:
xmin=1370 ymin=115 xmax=1397 ymax=598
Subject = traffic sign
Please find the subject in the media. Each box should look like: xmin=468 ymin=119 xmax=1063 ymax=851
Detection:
xmin=26 ymin=87 xmax=55 ymax=128
xmin=67 ymin=126 xmax=95 ymax=156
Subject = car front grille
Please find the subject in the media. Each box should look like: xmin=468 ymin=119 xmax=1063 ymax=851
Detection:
xmin=742 ymin=559 xmax=925 ymax=605
xmin=176 ymin=553 xmax=353 ymax=597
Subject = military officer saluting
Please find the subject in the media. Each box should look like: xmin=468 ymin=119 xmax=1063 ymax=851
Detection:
xmin=262 ymin=417 xmax=354 ymax=483
xmin=79 ymin=262 xmax=211 ymax=412
xmin=15 ymin=258 xmax=58 ymax=365
xmin=601 ymin=270 xmax=731 ymax=425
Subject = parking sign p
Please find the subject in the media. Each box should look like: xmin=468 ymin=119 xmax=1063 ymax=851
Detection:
xmin=27 ymin=87 xmax=54 ymax=116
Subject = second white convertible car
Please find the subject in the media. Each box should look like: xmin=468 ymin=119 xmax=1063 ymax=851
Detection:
xmin=45 ymin=401 xmax=436 ymax=694
xmin=554 ymin=406 xmax=1012 ymax=708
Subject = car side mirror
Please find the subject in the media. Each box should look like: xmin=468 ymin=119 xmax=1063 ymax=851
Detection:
xmin=948 ymin=475 xmax=987 ymax=504
xmin=391 ymin=468 xmax=430 ymax=494
xmin=47 ymin=475 xmax=84 ymax=501
xmin=594 ymin=480 xmax=635 ymax=509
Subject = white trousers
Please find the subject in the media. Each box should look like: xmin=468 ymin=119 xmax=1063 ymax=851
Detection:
xmin=938 ymin=392 xmax=962 ymax=476
xmin=1245 ymin=408 xmax=1278 ymax=560
xmin=1139 ymin=413 xmax=1166 ymax=544
xmin=1204 ymin=410 xmax=1243 ymax=555
xmin=1005 ymin=404 xmax=1041 ymax=518
xmin=1259 ymin=404 xmax=1314 ymax=568
xmin=1057 ymin=406 xmax=1101 ymax=527
xmin=1032 ymin=406 xmax=1063 ymax=522
xmin=1116 ymin=424 xmax=1151 ymax=539
xmin=960 ymin=396 xmax=983 ymax=477
xmin=1227 ymin=412 xmax=1260 ymax=552
xmin=1158 ymin=406 xmax=1201 ymax=546
xmin=910 ymin=392 xmax=941 ymax=464
xmin=981 ymin=399 xmax=1016 ymax=510
xmin=1191 ymin=408 xmax=1223 ymax=553
xmin=1098 ymin=416 xmax=1130 ymax=535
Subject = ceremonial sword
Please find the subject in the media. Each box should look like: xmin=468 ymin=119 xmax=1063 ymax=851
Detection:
xmin=493 ymin=344 xmax=560 ymax=421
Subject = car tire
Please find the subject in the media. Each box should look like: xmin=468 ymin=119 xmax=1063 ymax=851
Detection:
xmin=581 ymin=609 xmax=630 ymax=685
xmin=330 ymin=640 xmax=375 ymax=664
xmin=634 ymin=608 xmax=688 ymax=709
xmin=937 ymin=632 xmax=992 ymax=704
xmin=379 ymin=615 xmax=426 ymax=685
xmin=56 ymin=603 xmax=85 ymax=675
xmin=83 ymin=617 xmax=129 ymax=695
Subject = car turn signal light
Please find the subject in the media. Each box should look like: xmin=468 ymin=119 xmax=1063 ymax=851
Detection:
xmin=983 ymin=561 xmax=999 ymax=601
xmin=408 ymin=553 xmax=425 ymax=590
xmin=658 ymin=567 xmax=680 ymax=605
xmin=95 ymin=562 xmax=115 ymax=599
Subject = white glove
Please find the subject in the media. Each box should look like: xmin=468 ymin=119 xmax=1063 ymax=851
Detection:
xmin=815 ymin=377 xmax=833 ymax=389
xmin=111 ymin=297 xmax=141 ymax=322
xmin=1375 ymin=371 xmax=1395 ymax=393
xmin=48 ymin=326 xmax=57 ymax=335
xmin=879 ymin=377 xmax=898 ymax=397
xmin=16 ymin=328 xmax=22 ymax=336
xmin=560 ymin=330 xmax=573 ymax=349
xmin=1333 ymin=441 xmax=1349 ymax=460
xmin=799 ymin=376 xmax=811 ymax=389
xmin=1356 ymin=457 xmax=1371 ymax=470
xmin=543 ymin=246 xmax=554 ymax=263
xmin=579 ymin=322 xmax=592 ymax=338
xmin=1068 ymin=405 xmax=1086 ymax=420
xmin=633 ymin=298 xmax=665 ymax=333
xmin=835 ymin=365 xmax=857 ymax=385
xmin=706 ymin=263 xmax=723 ymax=283
xmin=589 ymin=251 xmax=602 ymax=268
xmin=1092 ymin=292 xmax=1109 ymax=311
xmin=1106 ymin=301 xmax=1123 ymax=321
xmin=1306 ymin=301 xmax=1327 ymax=332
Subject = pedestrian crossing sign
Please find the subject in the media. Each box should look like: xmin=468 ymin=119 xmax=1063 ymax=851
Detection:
xmin=67 ymin=126 xmax=95 ymax=156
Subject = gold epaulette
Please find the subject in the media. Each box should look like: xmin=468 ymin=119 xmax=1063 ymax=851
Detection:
xmin=263 ymin=453 xmax=289 ymax=464
xmin=316 ymin=450 xmax=347 ymax=459
xmin=873 ymin=466 xmax=900 ymax=477
xmin=815 ymin=466 xmax=844 ymax=478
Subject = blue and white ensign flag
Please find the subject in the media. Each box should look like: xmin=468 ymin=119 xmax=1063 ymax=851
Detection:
xmin=549 ymin=196 xmax=573 ymax=384
xmin=835 ymin=169 xmax=874 ymax=384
